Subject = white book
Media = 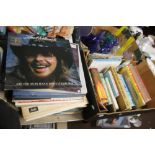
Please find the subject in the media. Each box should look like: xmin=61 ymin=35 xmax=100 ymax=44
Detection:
xmin=105 ymin=77 xmax=119 ymax=111
xmin=89 ymin=57 xmax=122 ymax=72
xmin=99 ymin=73 xmax=112 ymax=106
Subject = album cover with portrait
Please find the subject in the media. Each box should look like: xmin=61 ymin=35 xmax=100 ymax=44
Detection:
xmin=4 ymin=33 xmax=81 ymax=90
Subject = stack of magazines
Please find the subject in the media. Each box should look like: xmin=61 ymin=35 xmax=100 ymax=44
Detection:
xmin=4 ymin=33 xmax=87 ymax=121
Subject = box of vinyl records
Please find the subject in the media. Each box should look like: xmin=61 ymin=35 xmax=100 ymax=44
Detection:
xmin=3 ymin=27 xmax=88 ymax=122
xmin=78 ymin=26 xmax=155 ymax=121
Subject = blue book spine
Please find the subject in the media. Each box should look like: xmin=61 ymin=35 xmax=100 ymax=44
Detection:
xmin=13 ymin=90 xmax=81 ymax=99
xmin=119 ymin=74 xmax=136 ymax=107
xmin=104 ymin=71 xmax=119 ymax=97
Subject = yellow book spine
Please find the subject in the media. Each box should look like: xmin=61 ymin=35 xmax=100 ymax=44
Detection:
xmin=110 ymin=67 xmax=131 ymax=110
xmin=120 ymin=66 xmax=145 ymax=108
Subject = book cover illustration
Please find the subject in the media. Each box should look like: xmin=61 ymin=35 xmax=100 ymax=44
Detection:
xmin=5 ymin=33 xmax=81 ymax=89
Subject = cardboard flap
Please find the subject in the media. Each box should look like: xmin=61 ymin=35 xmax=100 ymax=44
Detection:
xmin=136 ymin=60 xmax=155 ymax=108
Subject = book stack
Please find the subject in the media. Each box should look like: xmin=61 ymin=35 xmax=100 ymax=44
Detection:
xmin=89 ymin=60 xmax=152 ymax=113
xmin=4 ymin=33 xmax=87 ymax=121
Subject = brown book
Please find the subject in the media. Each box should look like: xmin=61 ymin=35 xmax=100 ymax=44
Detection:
xmin=89 ymin=68 xmax=108 ymax=109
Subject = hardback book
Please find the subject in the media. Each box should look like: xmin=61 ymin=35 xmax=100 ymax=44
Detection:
xmin=120 ymin=65 xmax=145 ymax=108
xmin=89 ymin=68 xmax=108 ymax=109
xmin=118 ymin=74 xmax=136 ymax=108
xmin=104 ymin=77 xmax=119 ymax=111
xmin=104 ymin=70 xmax=119 ymax=97
xmin=89 ymin=57 xmax=122 ymax=72
xmin=100 ymin=73 xmax=119 ymax=112
xmin=123 ymin=75 xmax=141 ymax=108
xmin=109 ymin=67 xmax=132 ymax=110
xmin=99 ymin=73 xmax=112 ymax=106
xmin=5 ymin=33 xmax=81 ymax=90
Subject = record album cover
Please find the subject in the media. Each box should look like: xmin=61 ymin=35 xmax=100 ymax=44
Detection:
xmin=5 ymin=33 xmax=81 ymax=89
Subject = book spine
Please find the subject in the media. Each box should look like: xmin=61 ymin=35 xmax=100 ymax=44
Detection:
xmin=110 ymin=67 xmax=131 ymax=110
xmin=105 ymin=77 xmax=119 ymax=111
xmin=123 ymin=76 xmax=139 ymax=108
xmin=129 ymin=64 xmax=151 ymax=103
xmin=120 ymin=66 xmax=145 ymax=108
xmin=89 ymin=68 xmax=108 ymax=108
xmin=104 ymin=71 xmax=119 ymax=97
xmin=100 ymin=73 xmax=112 ymax=106
xmin=118 ymin=74 xmax=136 ymax=108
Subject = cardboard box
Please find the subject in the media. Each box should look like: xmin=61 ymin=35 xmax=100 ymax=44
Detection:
xmin=72 ymin=26 xmax=155 ymax=120
xmin=82 ymin=56 xmax=155 ymax=120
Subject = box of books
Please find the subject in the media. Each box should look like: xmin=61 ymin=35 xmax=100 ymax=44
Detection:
xmin=78 ymin=26 xmax=155 ymax=120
